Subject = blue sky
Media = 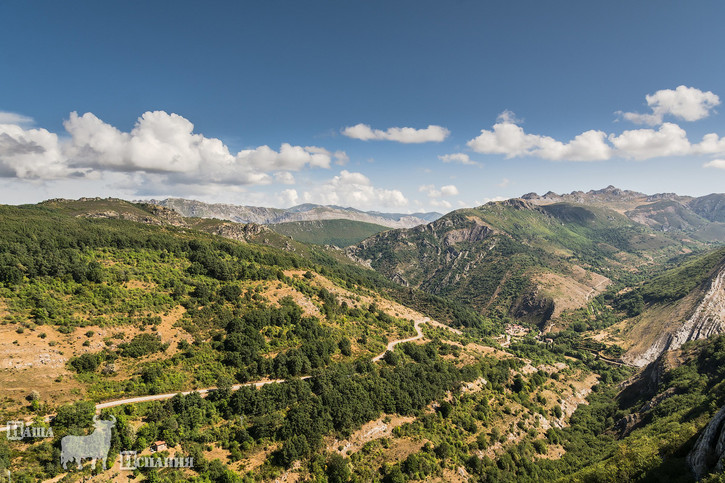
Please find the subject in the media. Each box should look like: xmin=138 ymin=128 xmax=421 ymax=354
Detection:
xmin=1 ymin=1 xmax=724 ymax=212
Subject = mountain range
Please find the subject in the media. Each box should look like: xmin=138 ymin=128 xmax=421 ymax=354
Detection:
xmin=144 ymin=198 xmax=442 ymax=229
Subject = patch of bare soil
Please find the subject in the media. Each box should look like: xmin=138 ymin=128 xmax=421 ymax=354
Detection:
xmin=0 ymin=304 xmax=190 ymax=408
xmin=328 ymin=414 xmax=416 ymax=457
xmin=123 ymin=280 xmax=157 ymax=290
xmin=155 ymin=305 xmax=191 ymax=355
xmin=436 ymin=467 xmax=471 ymax=482
xmin=537 ymin=443 xmax=566 ymax=460
xmin=238 ymin=443 xmax=279 ymax=473
xmin=536 ymin=266 xmax=610 ymax=319
xmin=261 ymin=281 xmax=321 ymax=317
xmin=0 ymin=323 xmax=80 ymax=407
xmin=379 ymin=438 xmax=426 ymax=466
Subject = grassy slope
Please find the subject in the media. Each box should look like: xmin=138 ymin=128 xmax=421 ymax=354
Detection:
xmin=269 ymin=219 xmax=389 ymax=246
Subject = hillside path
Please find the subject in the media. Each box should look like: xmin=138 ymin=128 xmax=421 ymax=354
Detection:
xmin=372 ymin=317 xmax=427 ymax=361
xmin=1 ymin=316 xmax=460 ymax=425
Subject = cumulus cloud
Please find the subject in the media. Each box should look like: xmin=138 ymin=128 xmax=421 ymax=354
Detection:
xmin=619 ymin=86 xmax=720 ymax=126
xmin=467 ymin=103 xmax=725 ymax=162
xmin=274 ymin=172 xmax=296 ymax=184
xmin=279 ymin=188 xmax=299 ymax=206
xmin=441 ymin=184 xmax=459 ymax=196
xmin=301 ymin=170 xmax=408 ymax=208
xmin=0 ymin=110 xmax=345 ymax=187
xmin=0 ymin=111 xmax=35 ymax=127
xmin=609 ymin=123 xmax=692 ymax=160
xmin=695 ymin=133 xmax=725 ymax=155
xmin=419 ymin=184 xmax=459 ymax=198
xmin=342 ymin=123 xmax=450 ymax=143
xmin=0 ymin=124 xmax=75 ymax=179
xmin=438 ymin=153 xmax=477 ymax=165
xmin=703 ymin=159 xmax=725 ymax=169
xmin=430 ymin=199 xmax=452 ymax=209
xmin=467 ymin=113 xmax=612 ymax=161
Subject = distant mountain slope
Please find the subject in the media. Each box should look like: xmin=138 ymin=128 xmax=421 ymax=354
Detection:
xmin=269 ymin=219 xmax=389 ymax=247
xmin=145 ymin=198 xmax=442 ymax=228
xmin=689 ymin=193 xmax=725 ymax=222
xmin=625 ymin=199 xmax=709 ymax=231
xmin=348 ymin=198 xmax=701 ymax=325
xmin=526 ymin=186 xmax=725 ymax=241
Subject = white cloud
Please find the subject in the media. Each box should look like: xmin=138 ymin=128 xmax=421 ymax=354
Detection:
xmin=0 ymin=110 xmax=344 ymax=189
xmin=342 ymin=123 xmax=450 ymax=143
xmin=609 ymin=123 xmax=692 ymax=160
xmin=419 ymin=184 xmax=438 ymax=197
xmin=0 ymin=124 xmax=75 ymax=179
xmin=703 ymin=159 xmax=725 ymax=169
xmin=440 ymin=184 xmax=459 ymax=196
xmin=236 ymin=143 xmax=332 ymax=171
xmin=438 ymin=153 xmax=477 ymax=165
xmin=333 ymin=150 xmax=349 ymax=165
xmin=694 ymin=133 xmax=725 ymax=154
xmin=274 ymin=172 xmax=296 ymax=184
xmin=0 ymin=111 xmax=34 ymax=127
xmin=467 ymin=113 xmax=612 ymax=161
xmin=619 ymin=86 xmax=720 ymax=126
xmin=279 ymin=188 xmax=299 ymax=206
xmin=498 ymin=178 xmax=510 ymax=188
xmin=430 ymin=199 xmax=452 ymax=209
xmin=302 ymin=170 xmax=408 ymax=209
xmin=419 ymin=183 xmax=459 ymax=198
xmin=468 ymin=100 xmax=725 ymax=162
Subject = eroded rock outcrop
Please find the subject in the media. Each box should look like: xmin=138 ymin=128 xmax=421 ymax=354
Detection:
xmin=629 ymin=265 xmax=725 ymax=367
xmin=688 ymin=405 xmax=725 ymax=480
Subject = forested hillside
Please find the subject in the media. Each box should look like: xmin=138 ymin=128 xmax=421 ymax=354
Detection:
xmin=1 ymin=198 xmax=725 ymax=482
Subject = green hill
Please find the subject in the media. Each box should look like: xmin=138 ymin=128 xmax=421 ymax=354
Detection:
xmin=348 ymin=199 xmax=704 ymax=325
xmin=269 ymin=219 xmax=389 ymax=246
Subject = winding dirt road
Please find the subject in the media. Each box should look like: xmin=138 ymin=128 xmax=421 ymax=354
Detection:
xmin=1 ymin=316 xmax=460 ymax=428
xmin=372 ymin=317 xmax=428 ymax=361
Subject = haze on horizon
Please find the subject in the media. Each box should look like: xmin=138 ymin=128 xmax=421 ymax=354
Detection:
xmin=1 ymin=1 xmax=724 ymax=212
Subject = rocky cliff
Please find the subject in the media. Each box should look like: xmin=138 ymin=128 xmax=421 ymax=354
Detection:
xmin=688 ymin=405 xmax=725 ymax=480
xmin=626 ymin=264 xmax=725 ymax=367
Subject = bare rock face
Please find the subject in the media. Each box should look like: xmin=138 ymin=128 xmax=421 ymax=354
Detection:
xmin=688 ymin=405 xmax=725 ymax=480
xmin=209 ymin=223 xmax=267 ymax=242
xmin=512 ymin=289 xmax=555 ymax=326
xmin=443 ymin=224 xmax=493 ymax=247
xmin=629 ymin=265 xmax=725 ymax=367
xmin=76 ymin=203 xmax=188 ymax=227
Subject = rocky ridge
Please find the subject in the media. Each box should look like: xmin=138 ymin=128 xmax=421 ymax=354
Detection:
xmin=146 ymin=198 xmax=442 ymax=229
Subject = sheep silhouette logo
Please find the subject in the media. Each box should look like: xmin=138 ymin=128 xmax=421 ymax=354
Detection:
xmin=60 ymin=415 xmax=116 ymax=469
